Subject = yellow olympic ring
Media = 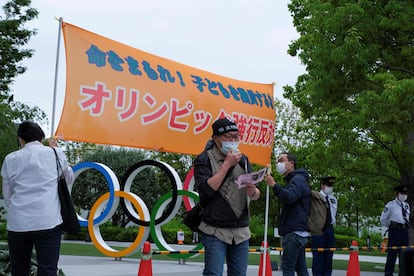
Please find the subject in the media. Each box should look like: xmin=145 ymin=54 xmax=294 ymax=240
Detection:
xmin=88 ymin=191 xmax=150 ymax=257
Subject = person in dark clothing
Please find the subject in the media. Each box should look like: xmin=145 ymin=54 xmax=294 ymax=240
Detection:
xmin=194 ymin=117 xmax=260 ymax=276
xmin=265 ymin=152 xmax=311 ymax=276
xmin=311 ymin=176 xmax=338 ymax=276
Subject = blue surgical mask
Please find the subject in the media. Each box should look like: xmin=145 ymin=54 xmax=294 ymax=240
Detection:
xmin=220 ymin=141 xmax=239 ymax=155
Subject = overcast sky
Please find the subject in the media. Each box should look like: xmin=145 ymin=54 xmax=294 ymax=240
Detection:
xmin=10 ymin=0 xmax=305 ymax=136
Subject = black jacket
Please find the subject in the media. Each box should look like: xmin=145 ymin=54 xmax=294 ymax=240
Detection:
xmin=193 ymin=145 xmax=252 ymax=228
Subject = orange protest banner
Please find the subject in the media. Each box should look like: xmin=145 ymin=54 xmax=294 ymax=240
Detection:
xmin=56 ymin=22 xmax=275 ymax=165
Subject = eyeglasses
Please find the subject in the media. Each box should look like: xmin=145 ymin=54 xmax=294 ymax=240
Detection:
xmin=220 ymin=133 xmax=240 ymax=141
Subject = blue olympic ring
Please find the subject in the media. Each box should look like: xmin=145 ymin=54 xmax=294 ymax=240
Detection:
xmin=72 ymin=162 xmax=120 ymax=227
xmin=70 ymin=159 xmax=198 ymax=258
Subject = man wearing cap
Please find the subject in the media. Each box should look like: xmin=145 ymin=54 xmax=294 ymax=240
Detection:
xmin=194 ymin=117 xmax=260 ymax=276
xmin=311 ymin=176 xmax=338 ymax=276
xmin=380 ymin=184 xmax=411 ymax=276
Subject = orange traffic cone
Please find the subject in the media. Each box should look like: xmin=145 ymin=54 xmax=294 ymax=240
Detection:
xmin=138 ymin=241 xmax=152 ymax=276
xmin=258 ymin=241 xmax=272 ymax=276
xmin=346 ymin=240 xmax=360 ymax=276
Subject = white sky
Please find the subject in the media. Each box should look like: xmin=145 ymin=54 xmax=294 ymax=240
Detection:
xmin=10 ymin=0 xmax=305 ymax=136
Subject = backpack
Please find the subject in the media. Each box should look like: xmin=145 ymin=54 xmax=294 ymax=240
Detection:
xmin=308 ymin=190 xmax=329 ymax=235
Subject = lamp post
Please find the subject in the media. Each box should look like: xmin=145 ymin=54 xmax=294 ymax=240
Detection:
xmin=356 ymin=206 xmax=359 ymax=238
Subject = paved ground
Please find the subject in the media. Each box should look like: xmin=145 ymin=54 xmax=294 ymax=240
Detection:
xmin=58 ymin=241 xmax=393 ymax=275
xmin=58 ymin=254 xmax=391 ymax=276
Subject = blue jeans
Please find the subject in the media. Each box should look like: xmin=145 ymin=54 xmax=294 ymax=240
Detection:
xmin=281 ymin=232 xmax=309 ymax=276
xmin=311 ymin=226 xmax=334 ymax=276
xmin=8 ymin=226 xmax=62 ymax=276
xmin=201 ymin=234 xmax=249 ymax=276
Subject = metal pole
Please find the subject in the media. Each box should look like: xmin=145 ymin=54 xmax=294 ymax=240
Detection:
xmin=356 ymin=206 xmax=359 ymax=238
xmin=51 ymin=17 xmax=63 ymax=136
xmin=262 ymin=184 xmax=270 ymax=276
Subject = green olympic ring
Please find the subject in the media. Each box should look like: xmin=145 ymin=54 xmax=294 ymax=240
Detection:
xmin=150 ymin=189 xmax=203 ymax=258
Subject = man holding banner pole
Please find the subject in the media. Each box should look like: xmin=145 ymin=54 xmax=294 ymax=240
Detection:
xmin=194 ymin=117 xmax=260 ymax=276
xmin=265 ymin=152 xmax=311 ymax=276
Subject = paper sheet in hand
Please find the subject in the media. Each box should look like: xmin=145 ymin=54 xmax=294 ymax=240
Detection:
xmin=236 ymin=167 xmax=268 ymax=189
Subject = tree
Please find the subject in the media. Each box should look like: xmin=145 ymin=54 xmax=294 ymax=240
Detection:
xmin=0 ymin=0 xmax=46 ymax=189
xmin=0 ymin=0 xmax=38 ymax=95
xmin=285 ymin=1 xmax=414 ymax=222
xmin=0 ymin=0 xmax=46 ymax=141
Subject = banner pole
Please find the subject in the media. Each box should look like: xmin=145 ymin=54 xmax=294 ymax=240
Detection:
xmin=262 ymin=87 xmax=275 ymax=276
xmin=262 ymin=183 xmax=270 ymax=276
xmin=51 ymin=17 xmax=63 ymax=137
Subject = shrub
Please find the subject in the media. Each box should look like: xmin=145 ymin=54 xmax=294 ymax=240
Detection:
xmin=116 ymin=227 xmax=138 ymax=241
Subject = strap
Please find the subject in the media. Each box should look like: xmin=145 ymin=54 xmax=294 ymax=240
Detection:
xmin=324 ymin=195 xmax=332 ymax=229
xmin=218 ymin=166 xmax=234 ymax=191
xmin=52 ymin=147 xmax=64 ymax=178
xmin=199 ymin=150 xmax=235 ymax=208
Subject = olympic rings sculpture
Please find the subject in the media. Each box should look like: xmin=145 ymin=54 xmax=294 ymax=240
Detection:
xmin=71 ymin=160 xmax=200 ymax=258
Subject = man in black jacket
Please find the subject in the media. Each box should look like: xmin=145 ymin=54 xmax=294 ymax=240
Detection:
xmin=265 ymin=152 xmax=311 ymax=276
xmin=194 ymin=117 xmax=260 ymax=276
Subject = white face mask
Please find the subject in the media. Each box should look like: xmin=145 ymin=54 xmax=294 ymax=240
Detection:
xmin=220 ymin=141 xmax=239 ymax=155
xmin=398 ymin=194 xmax=408 ymax=202
xmin=324 ymin=186 xmax=333 ymax=195
xmin=276 ymin=162 xmax=287 ymax=175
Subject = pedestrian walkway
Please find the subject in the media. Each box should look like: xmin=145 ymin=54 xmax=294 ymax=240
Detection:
xmin=58 ymin=241 xmax=392 ymax=275
xmin=58 ymin=254 xmax=389 ymax=276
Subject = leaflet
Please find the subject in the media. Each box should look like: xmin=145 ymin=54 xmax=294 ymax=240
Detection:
xmin=236 ymin=167 xmax=268 ymax=189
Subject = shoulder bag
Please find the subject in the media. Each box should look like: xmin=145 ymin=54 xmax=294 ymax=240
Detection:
xmin=52 ymin=148 xmax=81 ymax=235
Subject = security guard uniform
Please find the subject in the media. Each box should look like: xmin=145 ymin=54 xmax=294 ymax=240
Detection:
xmin=311 ymin=176 xmax=338 ymax=276
xmin=380 ymin=184 xmax=410 ymax=276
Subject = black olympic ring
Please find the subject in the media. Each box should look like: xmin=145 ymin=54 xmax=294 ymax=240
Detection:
xmin=120 ymin=159 xmax=179 ymax=226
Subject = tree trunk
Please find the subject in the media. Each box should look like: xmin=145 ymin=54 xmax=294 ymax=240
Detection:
xmin=404 ymin=131 xmax=414 ymax=244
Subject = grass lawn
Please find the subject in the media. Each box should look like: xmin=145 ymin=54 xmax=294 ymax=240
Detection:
xmin=60 ymin=242 xmax=390 ymax=273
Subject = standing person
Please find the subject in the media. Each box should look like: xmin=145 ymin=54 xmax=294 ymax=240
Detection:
xmin=194 ymin=117 xmax=260 ymax=276
xmin=1 ymin=121 xmax=74 ymax=276
xmin=265 ymin=152 xmax=311 ymax=276
xmin=380 ymin=184 xmax=410 ymax=276
xmin=311 ymin=176 xmax=338 ymax=276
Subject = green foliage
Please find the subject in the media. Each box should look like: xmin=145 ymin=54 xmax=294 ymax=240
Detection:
xmin=334 ymin=234 xmax=364 ymax=249
xmin=0 ymin=0 xmax=47 ymax=192
xmin=335 ymin=225 xmax=358 ymax=237
xmin=152 ymin=151 xmax=194 ymax=181
xmin=60 ymin=141 xmax=97 ymax=166
xmin=282 ymin=0 xmax=414 ymax=221
xmin=0 ymin=0 xmax=38 ymax=94
xmin=116 ymin=226 xmax=139 ymax=242
xmin=360 ymin=227 xmax=383 ymax=248
xmin=0 ymin=208 xmax=5 ymax=240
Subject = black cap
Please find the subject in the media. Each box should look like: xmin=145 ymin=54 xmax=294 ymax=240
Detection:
xmin=320 ymin=176 xmax=336 ymax=186
xmin=394 ymin=185 xmax=409 ymax=194
xmin=212 ymin=118 xmax=238 ymax=136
